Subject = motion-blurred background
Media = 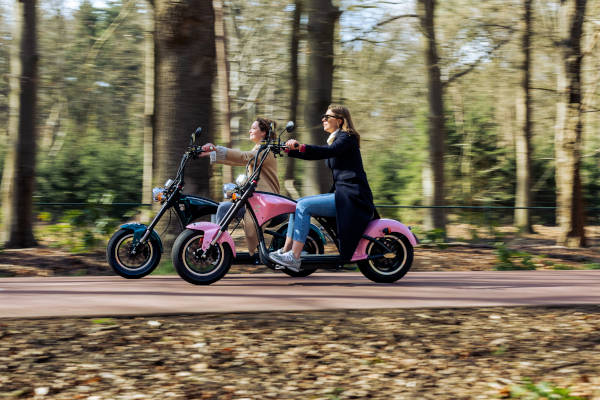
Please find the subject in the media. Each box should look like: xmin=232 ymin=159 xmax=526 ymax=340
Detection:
xmin=0 ymin=0 xmax=598 ymax=251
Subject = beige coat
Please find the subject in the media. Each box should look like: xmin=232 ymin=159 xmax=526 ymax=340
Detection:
xmin=215 ymin=145 xmax=280 ymax=253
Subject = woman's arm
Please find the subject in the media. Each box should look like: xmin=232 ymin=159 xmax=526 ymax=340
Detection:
xmin=287 ymin=133 xmax=355 ymax=160
xmin=201 ymin=143 xmax=258 ymax=167
xmin=222 ymin=147 xmax=258 ymax=166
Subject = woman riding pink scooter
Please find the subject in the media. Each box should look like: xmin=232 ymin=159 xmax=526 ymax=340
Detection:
xmin=170 ymin=115 xmax=416 ymax=285
xmin=270 ymin=104 xmax=378 ymax=272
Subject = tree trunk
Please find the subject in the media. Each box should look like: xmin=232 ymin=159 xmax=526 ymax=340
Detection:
xmin=1 ymin=0 xmax=38 ymax=248
xmin=154 ymin=0 xmax=215 ymax=239
xmin=284 ymin=0 xmax=302 ymax=199
xmin=214 ymin=0 xmax=232 ymax=184
xmin=514 ymin=0 xmax=534 ymax=233
xmin=451 ymin=87 xmax=471 ymax=204
xmin=418 ymin=0 xmax=446 ymax=232
xmin=554 ymin=0 xmax=587 ymax=247
xmin=303 ymin=0 xmax=338 ymax=195
xmin=141 ymin=1 xmax=154 ymax=223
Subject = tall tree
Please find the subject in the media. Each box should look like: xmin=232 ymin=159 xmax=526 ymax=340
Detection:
xmin=302 ymin=0 xmax=339 ymax=195
xmin=154 ymin=0 xmax=215 ymax=199
xmin=1 ymin=0 xmax=38 ymax=248
xmin=213 ymin=0 xmax=232 ymax=184
xmin=417 ymin=0 xmax=446 ymax=232
xmin=284 ymin=0 xmax=302 ymax=199
xmin=514 ymin=0 xmax=534 ymax=233
xmin=554 ymin=0 xmax=587 ymax=247
xmin=142 ymin=0 xmax=154 ymax=222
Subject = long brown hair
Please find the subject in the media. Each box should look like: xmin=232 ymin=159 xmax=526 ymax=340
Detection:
xmin=327 ymin=104 xmax=360 ymax=147
xmin=256 ymin=117 xmax=277 ymax=141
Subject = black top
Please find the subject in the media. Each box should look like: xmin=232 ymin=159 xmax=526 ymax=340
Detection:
xmin=288 ymin=131 xmax=377 ymax=260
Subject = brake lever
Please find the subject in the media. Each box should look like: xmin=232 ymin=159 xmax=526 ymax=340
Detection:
xmin=188 ymin=146 xmax=204 ymax=159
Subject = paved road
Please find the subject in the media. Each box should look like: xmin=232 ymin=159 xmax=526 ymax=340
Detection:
xmin=1 ymin=271 xmax=599 ymax=318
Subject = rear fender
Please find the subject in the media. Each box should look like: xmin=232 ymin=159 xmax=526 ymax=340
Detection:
xmin=351 ymin=219 xmax=417 ymax=262
xmin=120 ymin=223 xmax=163 ymax=253
xmin=186 ymin=222 xmax=236 ymax=257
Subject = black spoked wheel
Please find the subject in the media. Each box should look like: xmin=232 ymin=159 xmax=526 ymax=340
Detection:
xmin=357 ymin=233 xmax=413 ymax=283
xmin=106 ymin=228 xmax=162 ymax=278
xmin=171 ymin=229 xmax=232 ymax=285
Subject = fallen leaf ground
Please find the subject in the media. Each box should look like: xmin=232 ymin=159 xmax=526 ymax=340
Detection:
xmin=0 ymin=307 xmax=599 ymax=399
xmin=1 ymin=224 xmax=599 ymax=399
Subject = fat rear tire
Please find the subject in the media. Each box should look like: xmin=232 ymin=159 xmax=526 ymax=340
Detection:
xmin=357 ymin=233 xmax=413 ymax=283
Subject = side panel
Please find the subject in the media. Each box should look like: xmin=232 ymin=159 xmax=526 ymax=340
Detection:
xmin=350 ymin=219 xmax=417 ymax=262
xmin=185 ymin=222 xmax=236 ymax=257
xmin=248 ymin=193 xmax=296 ymax=226
xmin=181 ymin=195 xmax=219 ymax=224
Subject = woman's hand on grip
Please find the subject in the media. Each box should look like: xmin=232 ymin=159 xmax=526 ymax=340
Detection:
xmin=199 ymin=143 xmax=216 ymax=157
xmin=285 ymin=139 xmax=301 ymax=151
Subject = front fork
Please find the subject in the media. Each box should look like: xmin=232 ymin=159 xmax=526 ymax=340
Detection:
xmin=130 ymin=196 xmax=181 ymax=255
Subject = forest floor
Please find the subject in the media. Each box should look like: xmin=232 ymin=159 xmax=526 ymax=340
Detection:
xmin=1 ymin=225 xmax=599 ymax=399
xmin=1 ymin=224 xmax=599 ymax=277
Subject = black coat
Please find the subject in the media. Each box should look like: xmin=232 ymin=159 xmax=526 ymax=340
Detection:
xmin=288 ymin=131 xmax=377 ymax=260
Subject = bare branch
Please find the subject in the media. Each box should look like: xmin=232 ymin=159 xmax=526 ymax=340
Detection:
xmin=530 ymin=87 xmax=557 ymax=93
xmin=83 ymin=0 xmax=137 ymax=67
xmin=341 ymin=14 xmax=418 ymax=44
xmin=341 ymin=37 xmax=386 ymax=45
xmin=444 ymin=34 xmax=514 ymax=86
xmin=373 ymin=14 xmax=419 ymax=29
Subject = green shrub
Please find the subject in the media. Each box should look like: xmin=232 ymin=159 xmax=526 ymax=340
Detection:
xmin=494 ymin=242 xmax=536 ymax=270
xmin=417 ymin=228 xmax=447 ymax=249
xmin=35 ymin=210 xmax=121 ymax=253
xmin=509 ymin=379 xmax=585 ymax=399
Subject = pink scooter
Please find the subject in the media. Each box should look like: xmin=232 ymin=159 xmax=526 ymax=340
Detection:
xmin=170 ymin=122 xmax=418 ymax=285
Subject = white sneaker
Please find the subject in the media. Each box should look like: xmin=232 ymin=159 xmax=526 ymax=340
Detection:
xmin=271 ymin=248 xmax=286 ymax=256
xmin=270 ymin=250 xmax=302 ymax=272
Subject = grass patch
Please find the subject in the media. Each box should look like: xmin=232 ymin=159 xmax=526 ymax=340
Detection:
xmin=152 ymin=260 xmax=175 ymax=275
xmin=585 ymin=263 xmax=600 ymax=270
xmin=509 ymin=379 xmax=585 ymax=399
xmin=552 ymin=263 xmax=574 ymax=270
xmin=91 ymin=318 xmax=115 ymax=325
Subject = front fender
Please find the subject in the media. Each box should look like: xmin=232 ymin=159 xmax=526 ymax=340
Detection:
xmin=351 ymin=219 xmax=418 ymax=262
xmin=186 ymin=222 xmax=236 ymax=257
xmin=120 ymin=223 xmax=163 ymax=253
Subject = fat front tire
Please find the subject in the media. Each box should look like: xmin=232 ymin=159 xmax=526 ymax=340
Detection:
xmin=357 ymin=233 xmax=413 ymax=283
xmin=171 ymin=229 xmax=232 ymax=285
xmin=106 ymin=228 xmax=162 ymax=279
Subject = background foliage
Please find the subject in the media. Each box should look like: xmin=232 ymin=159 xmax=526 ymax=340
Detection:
xmin=0 ymin=0 xmax=598 ymax=234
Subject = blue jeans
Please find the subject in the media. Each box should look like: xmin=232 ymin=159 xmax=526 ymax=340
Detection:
xmin=216 ymin=201 xmax=245 ymax=224
xmin=287 ymin=193 xmax=336 ymax=243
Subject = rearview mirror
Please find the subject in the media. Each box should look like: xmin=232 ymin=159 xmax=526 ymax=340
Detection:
xmin=285 ymin=121 xmax=295 ymax=132
xmin=190 ymin=126 xmax=202 ymax=146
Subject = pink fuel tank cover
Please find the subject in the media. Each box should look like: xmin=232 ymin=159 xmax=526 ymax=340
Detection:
xmin=248 ymin=193 xmax=297 ymax=226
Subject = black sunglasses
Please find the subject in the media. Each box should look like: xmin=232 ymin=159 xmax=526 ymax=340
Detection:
xmin=321 ymin=114 xmax=341 ymax=121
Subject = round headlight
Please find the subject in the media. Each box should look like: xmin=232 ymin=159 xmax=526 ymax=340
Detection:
xmin=152 ymin=187 xmax=166 ymax=202
xmin=222 ymin=183 xmax=236 ymax=199
xmin=235 ymin=174 xmax=248 ymax=186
